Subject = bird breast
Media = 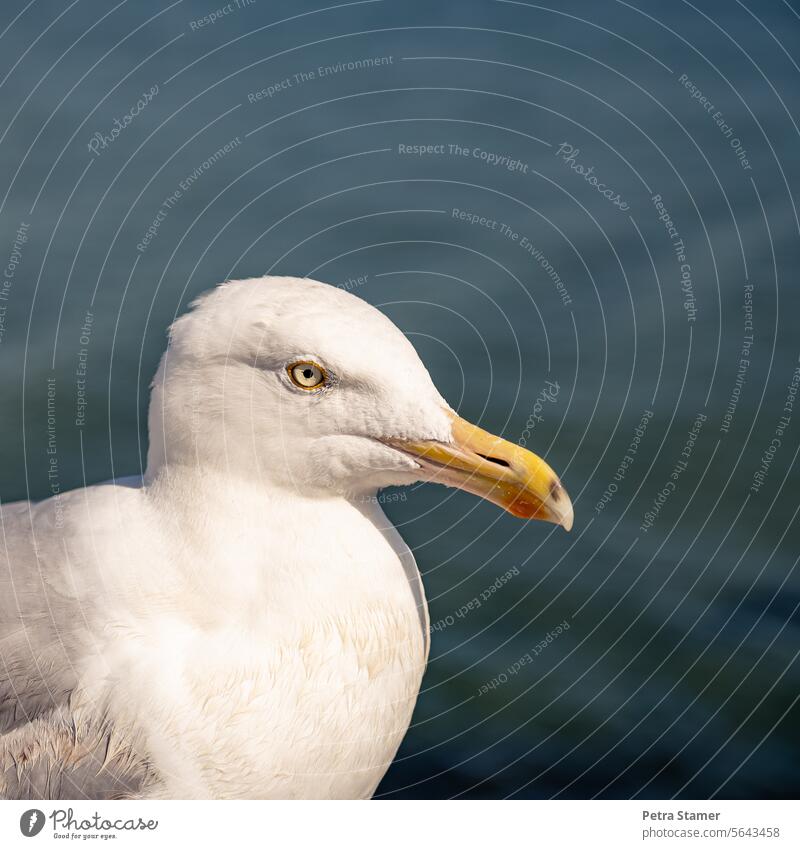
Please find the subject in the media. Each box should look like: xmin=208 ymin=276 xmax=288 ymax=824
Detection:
xmin=91 ymin=487 xmax=430 ymax=799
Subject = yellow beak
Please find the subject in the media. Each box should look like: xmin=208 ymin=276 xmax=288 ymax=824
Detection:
xmin=386 ymin=411 xmax=573 ymax=530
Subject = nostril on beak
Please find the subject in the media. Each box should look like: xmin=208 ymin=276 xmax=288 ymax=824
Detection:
xmin=475 ymin=452 xmax=511 ymax=468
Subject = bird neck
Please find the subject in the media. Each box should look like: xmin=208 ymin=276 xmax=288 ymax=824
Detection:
xmin=142 ymin=463 xmax=415 ymax=625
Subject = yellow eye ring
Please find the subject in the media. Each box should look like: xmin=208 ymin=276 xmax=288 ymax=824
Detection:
xmin=287 ymin=360 xmax=327 ymax=390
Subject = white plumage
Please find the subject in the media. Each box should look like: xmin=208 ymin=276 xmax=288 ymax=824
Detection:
xmin=0 ymin=276 xmax=571 ymax=799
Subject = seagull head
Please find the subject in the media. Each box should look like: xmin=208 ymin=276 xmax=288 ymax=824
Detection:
xmin=147 ymin=276 xmax=573 ymax=530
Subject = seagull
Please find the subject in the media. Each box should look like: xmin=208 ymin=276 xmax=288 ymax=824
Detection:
xmin=0 ymin=276 xmax=572 ymax=799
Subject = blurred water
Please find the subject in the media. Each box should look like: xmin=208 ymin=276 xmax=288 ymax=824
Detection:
xmin=0 ymin=0 xmax=798 ymax=798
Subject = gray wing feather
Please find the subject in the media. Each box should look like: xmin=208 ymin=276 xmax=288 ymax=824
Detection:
xmin=0 ymin=714 xmax=156 ymax=799
xmin=0 ymin=498 xmax=80 ymax=734
xmin=0 ymin=480 xmax=162 ymax=799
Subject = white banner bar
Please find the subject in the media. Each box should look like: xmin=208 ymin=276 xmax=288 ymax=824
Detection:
xmin=1 ymin=799 xmax=797 ymax=848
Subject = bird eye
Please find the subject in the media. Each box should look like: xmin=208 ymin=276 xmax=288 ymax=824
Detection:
xmin=287 ymin=360 xmax=327 ymax=390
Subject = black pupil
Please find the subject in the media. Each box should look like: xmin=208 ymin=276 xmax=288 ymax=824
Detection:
xmin=303 ymin=368 xmax=313 ymax=380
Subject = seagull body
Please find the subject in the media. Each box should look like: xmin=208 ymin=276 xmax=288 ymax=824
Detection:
xmin=0 ymin=276 xmax=571 ymax=799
